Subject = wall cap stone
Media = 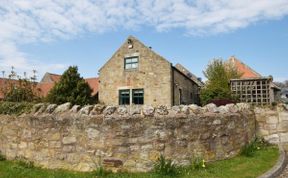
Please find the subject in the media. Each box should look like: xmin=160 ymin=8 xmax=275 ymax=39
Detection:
xmin=54 ymin=102 xmax=71 ymax=113
xmin=24 ymin=102 xmax=253 ymax=117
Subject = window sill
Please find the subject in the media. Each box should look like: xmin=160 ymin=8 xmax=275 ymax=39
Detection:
xmin=124 ymin=69 xmax=138 ymax=72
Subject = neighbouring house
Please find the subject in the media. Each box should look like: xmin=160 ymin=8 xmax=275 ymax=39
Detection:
xmin=0 ymin=74 xmax=98 ymax=101
xmin=98 ymin=36 xmax=202 ymax=106
xmin=37 ymin=73 xmax=99 ymax=98
xmin=280 ymin=88 xmax=288 ymax=103
xmin=228 ymin=56 xmax=281 ymax=105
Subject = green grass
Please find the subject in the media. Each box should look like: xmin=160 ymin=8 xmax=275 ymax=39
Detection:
xmin=0 ymin=146 xmax=279 ymax=178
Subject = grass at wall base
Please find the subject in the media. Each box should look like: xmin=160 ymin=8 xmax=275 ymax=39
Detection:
xmin=0 ymin=144 xmax=279 ymax=178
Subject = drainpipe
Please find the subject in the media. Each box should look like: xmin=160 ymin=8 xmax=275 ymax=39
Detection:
xmin=171 ymin=64 xmax=175 ymax=106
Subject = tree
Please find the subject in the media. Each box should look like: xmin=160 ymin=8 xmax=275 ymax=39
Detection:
xmin=2 ymin=79 xmax=39 ymax=102
xmin=274 ymin=80 xmax=288 ymax=88
xmin=46 ymin=66 xmax=93 ymax=105
xmin=1 ymin=68 xmax=40 ymax=102
xmin=200 ymin=59 xmax=243 ymax=105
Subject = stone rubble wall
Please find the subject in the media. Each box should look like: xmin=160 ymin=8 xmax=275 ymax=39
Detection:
xmin=0 ymin=103 xmax=255 ymax=172
xmin=255 ymin=104 xmax=288 ymax=145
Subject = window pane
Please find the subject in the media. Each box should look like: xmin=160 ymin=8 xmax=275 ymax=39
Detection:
xmin=119 ymin=90 xmax=130 ymax=105
xmin=126 ymin=58 xmax=132 ymax=63
xmin=132 ymin=89 xmax=144 ymax=105
xmin=125 ymin=64 xmax=132 ymax=69
xmin=134 ymin=90 xmax=143 ymax=94
xmin=131 ymin=57 xmax=138 ymax=63
xmin=131 ymin=63 xmax=138 ymax=69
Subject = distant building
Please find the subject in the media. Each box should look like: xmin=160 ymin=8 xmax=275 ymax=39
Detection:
xmin=280 ymin=88 xmax=288 ymax=103
xmin=37 ymin=73 xmax=99 ymax=98
xmin=228 ymin=56 xmax=280 ymax=105
xmin=98 ymin=36 xmax=202 ymax=106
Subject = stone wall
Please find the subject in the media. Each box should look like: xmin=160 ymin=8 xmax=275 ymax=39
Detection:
xmin=0 ymin=103 xmax=255 ymax=172
xmin=255 ymin=104 xmax=288 ymax=144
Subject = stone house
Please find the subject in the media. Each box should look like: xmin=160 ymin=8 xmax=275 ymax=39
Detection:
xmin=228 ymin=56 xmax=280 ymax=105
xmin=98 ymin=36 xmax=202 ymax=106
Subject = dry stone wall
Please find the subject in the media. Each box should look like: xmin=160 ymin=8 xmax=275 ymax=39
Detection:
xmin=0 ymin=103 xmax=255 ymax=172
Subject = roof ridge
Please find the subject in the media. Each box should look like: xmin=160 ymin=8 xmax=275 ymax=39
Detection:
xmin=228 ymin=56 xmax=262 ymax=78
xmin=85 ymin=77 xmax=99 ymax=80
xmin=46 ymin=72 xmax=61 ymax=76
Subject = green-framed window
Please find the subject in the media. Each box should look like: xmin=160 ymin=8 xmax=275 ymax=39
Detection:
xmin=132 ymin=89 xmax=144 ymax=104
xmin=119 ymin=89 xmax=130 ymax=105
xmin=124 ymin=56 xmax=138 ymax=70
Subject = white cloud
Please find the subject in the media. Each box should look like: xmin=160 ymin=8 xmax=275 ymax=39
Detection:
xmin=0 ymin=0 xmax=288 ymax=78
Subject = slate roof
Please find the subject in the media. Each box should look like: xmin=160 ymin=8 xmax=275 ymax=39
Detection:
xmin=174 ymin=63 xmax=204 ymax=87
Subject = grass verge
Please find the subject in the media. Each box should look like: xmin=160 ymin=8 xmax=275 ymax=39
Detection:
xmin=0 ymin=145 xmax=279 ymax=178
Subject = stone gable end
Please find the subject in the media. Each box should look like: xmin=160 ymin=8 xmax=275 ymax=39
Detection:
xmin=99 ymin=36 xmax=173 ymax=106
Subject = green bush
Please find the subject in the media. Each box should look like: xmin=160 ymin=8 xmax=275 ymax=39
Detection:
xmin=94 ymin=166 xmax=111 ymax=177
xmin=46 ymin=66 xmax=94 ymax=106
xmin=16 ymin=159 xmax=35 ymax=169
xmin=241 ymin=138 xmax=270 ymax=157
xmin=2 ymin=78 xmax=40 ymax=102
xmin=241 ymin=141 xmax=257 ymax=157
xmin=154 ymin=155 xmax=178 ymax=176
xmin=0 ymin=101 xmax=33 ymax=115
xmin=10 ymin=157 xmax=35 ymax=171
xmin=0 ymin=151 xmax=6 ymax=161
xmin=200 ymin=59 xmax=242 ymax=105
xmin=189 ymin=157 xmax=206 ymax=170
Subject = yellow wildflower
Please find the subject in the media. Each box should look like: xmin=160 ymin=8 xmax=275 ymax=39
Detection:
xmin=202 ymin=159 xmax=206 ymax=168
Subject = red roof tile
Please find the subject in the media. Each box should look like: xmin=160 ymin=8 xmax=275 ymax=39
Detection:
xmin=0 ymin=76 xmax=99 ymax=99
xmin=84 ymin=78 xmax=99 ymax=96
xmin=36 ymin=82 xmax=56 ymax=97
xmin=228 ymin=56 xmax=262 ymax=79
xmin=36 ymin=76 xmax=99 ymax=97
xmin=49 ymin=73 xmax=61 ymax=82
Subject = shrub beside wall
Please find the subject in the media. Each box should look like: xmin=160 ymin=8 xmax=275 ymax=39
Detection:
xmin=0 ymin=102 xmax=33 ymax=115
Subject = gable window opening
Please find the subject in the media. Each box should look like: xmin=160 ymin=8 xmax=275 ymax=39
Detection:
xmin=119 ymin=89 xmax=130 ymax=105
xmin=124 ymin=56 xmax=138 ymax=70
xmin=133 ymin=89 xmax=144 ymax=105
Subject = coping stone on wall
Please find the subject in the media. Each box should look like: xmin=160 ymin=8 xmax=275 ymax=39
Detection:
xmin=54 ymin=102 xmax=71 ymax=113
xmin=142 ymin=105 xmax=155 ymax=116
xmin=79 ymin=105 xmax=93 ymax=115
xmin=46 ymin=104 xmax=58 ymax=114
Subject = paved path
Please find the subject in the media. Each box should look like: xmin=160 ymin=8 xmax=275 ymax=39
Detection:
xmin=277 ymin=163 xmax=288 ymax=178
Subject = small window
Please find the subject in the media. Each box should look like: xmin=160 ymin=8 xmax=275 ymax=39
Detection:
xmin=124 ymin=56 xmax=138 ymax=70
xmin=119 ymin=89 xmax=130 ymax=105
xmin=179 ymin=88 xmax=183 ymax=104
xmin=132 ymin=89 xmax=144 ymax=104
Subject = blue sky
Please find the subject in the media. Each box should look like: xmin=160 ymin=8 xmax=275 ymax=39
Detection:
xmin=0 ymin=0 xmax=288 ymax=82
